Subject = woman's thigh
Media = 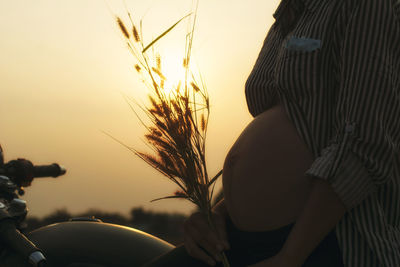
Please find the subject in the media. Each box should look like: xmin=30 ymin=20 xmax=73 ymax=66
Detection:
xmin=140 ymin=244 xmax=222 ymax=267
xmin=141 ymin=239 xmax=344 ymax=267
xmin=141 ymin=216 xmax=344 ymax=267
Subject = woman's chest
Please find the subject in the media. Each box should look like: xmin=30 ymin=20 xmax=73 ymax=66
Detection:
xmin=246 ymin=0 xmax=343 ymax=109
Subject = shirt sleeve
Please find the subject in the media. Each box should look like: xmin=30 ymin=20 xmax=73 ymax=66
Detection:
xmin=304 ymin=0 xmax=400 ymax=211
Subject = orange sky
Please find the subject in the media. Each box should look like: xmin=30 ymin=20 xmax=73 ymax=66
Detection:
xmin=0 ymin=0 xmax=279 ymax=217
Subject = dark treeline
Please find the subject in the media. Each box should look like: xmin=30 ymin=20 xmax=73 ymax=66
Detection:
xmin=24 ymin=207 xmax=189 ymax=245
xmin=23 ymin=191 xmax=224 ymax=246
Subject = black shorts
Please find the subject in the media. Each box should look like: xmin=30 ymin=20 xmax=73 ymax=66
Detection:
xmin=142 ymin=215 xmax=344 ymax=267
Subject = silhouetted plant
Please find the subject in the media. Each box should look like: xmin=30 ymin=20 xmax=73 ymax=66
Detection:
xmin=111 ymin=2 xmax=228 ymax=264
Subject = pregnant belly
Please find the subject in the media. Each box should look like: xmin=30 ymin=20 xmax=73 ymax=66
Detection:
xmin=222 ymin=103 xmax=315 ymax=231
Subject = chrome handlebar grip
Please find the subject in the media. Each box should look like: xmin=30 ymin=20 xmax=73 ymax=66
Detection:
xmin=28 ymin=251 xmax=47 ymax=267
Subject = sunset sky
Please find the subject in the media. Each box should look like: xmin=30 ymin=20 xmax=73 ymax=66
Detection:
xmin=0 ymin=0 xmax=279 ymax=218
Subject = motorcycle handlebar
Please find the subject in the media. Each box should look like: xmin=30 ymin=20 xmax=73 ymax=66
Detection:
xmin=33 ymin=163 xmax=66 ymax=178
xmin=0 ymin=160 xmax=66 ymax=186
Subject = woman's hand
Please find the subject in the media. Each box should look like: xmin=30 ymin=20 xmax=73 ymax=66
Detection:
xmin=246 ymin=253 xmax=300 ymax=267
xmin=183 ymin=210 xmax=230 ymax=266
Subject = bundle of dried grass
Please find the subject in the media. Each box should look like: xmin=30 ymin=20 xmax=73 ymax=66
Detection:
xmin=112 ymin=2 xmax=229 ymax=266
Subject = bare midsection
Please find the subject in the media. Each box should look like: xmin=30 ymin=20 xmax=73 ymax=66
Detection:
xmin=222 ymin=103 xmax=314 ymax=231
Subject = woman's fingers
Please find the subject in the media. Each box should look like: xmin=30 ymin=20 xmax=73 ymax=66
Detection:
xmin=194 ymin=218 xmax=223 ymax=247
xmin=184 ymin=234 xmax=217 ymax=266
xmin=183 ymin=211 xmax=231 ymax=265
xmin=213 ymin=215 xmax=230 ymax=250
xmin=188 ymin=213 xmax=224 ymax=250
xmin=185 ymin=222 xmax=222 ymax=261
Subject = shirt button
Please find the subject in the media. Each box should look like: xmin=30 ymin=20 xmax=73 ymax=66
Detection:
xmin=345 ymin=123 xmax=356 ymax=133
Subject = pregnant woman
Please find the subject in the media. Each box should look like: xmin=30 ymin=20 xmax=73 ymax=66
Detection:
xmin=143 ymin=0 xmax=400 ymax=266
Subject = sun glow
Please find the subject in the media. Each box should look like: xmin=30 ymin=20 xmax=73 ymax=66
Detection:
xmin=157 ymin=51 xmax=188 ymax=96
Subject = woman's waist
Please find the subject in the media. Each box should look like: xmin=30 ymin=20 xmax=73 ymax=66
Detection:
xmin=225 ymin=212 xmax=295 ymax=242
xmin=224 ymin=213 xmax=295 ymax=260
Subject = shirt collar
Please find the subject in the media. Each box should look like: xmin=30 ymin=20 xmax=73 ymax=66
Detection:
xmin=272 ymin=0 xmax=321 ymax=20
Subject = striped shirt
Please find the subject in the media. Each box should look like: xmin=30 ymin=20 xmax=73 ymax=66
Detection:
xmin=245 ymin=0 xmax=400 ymax=266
